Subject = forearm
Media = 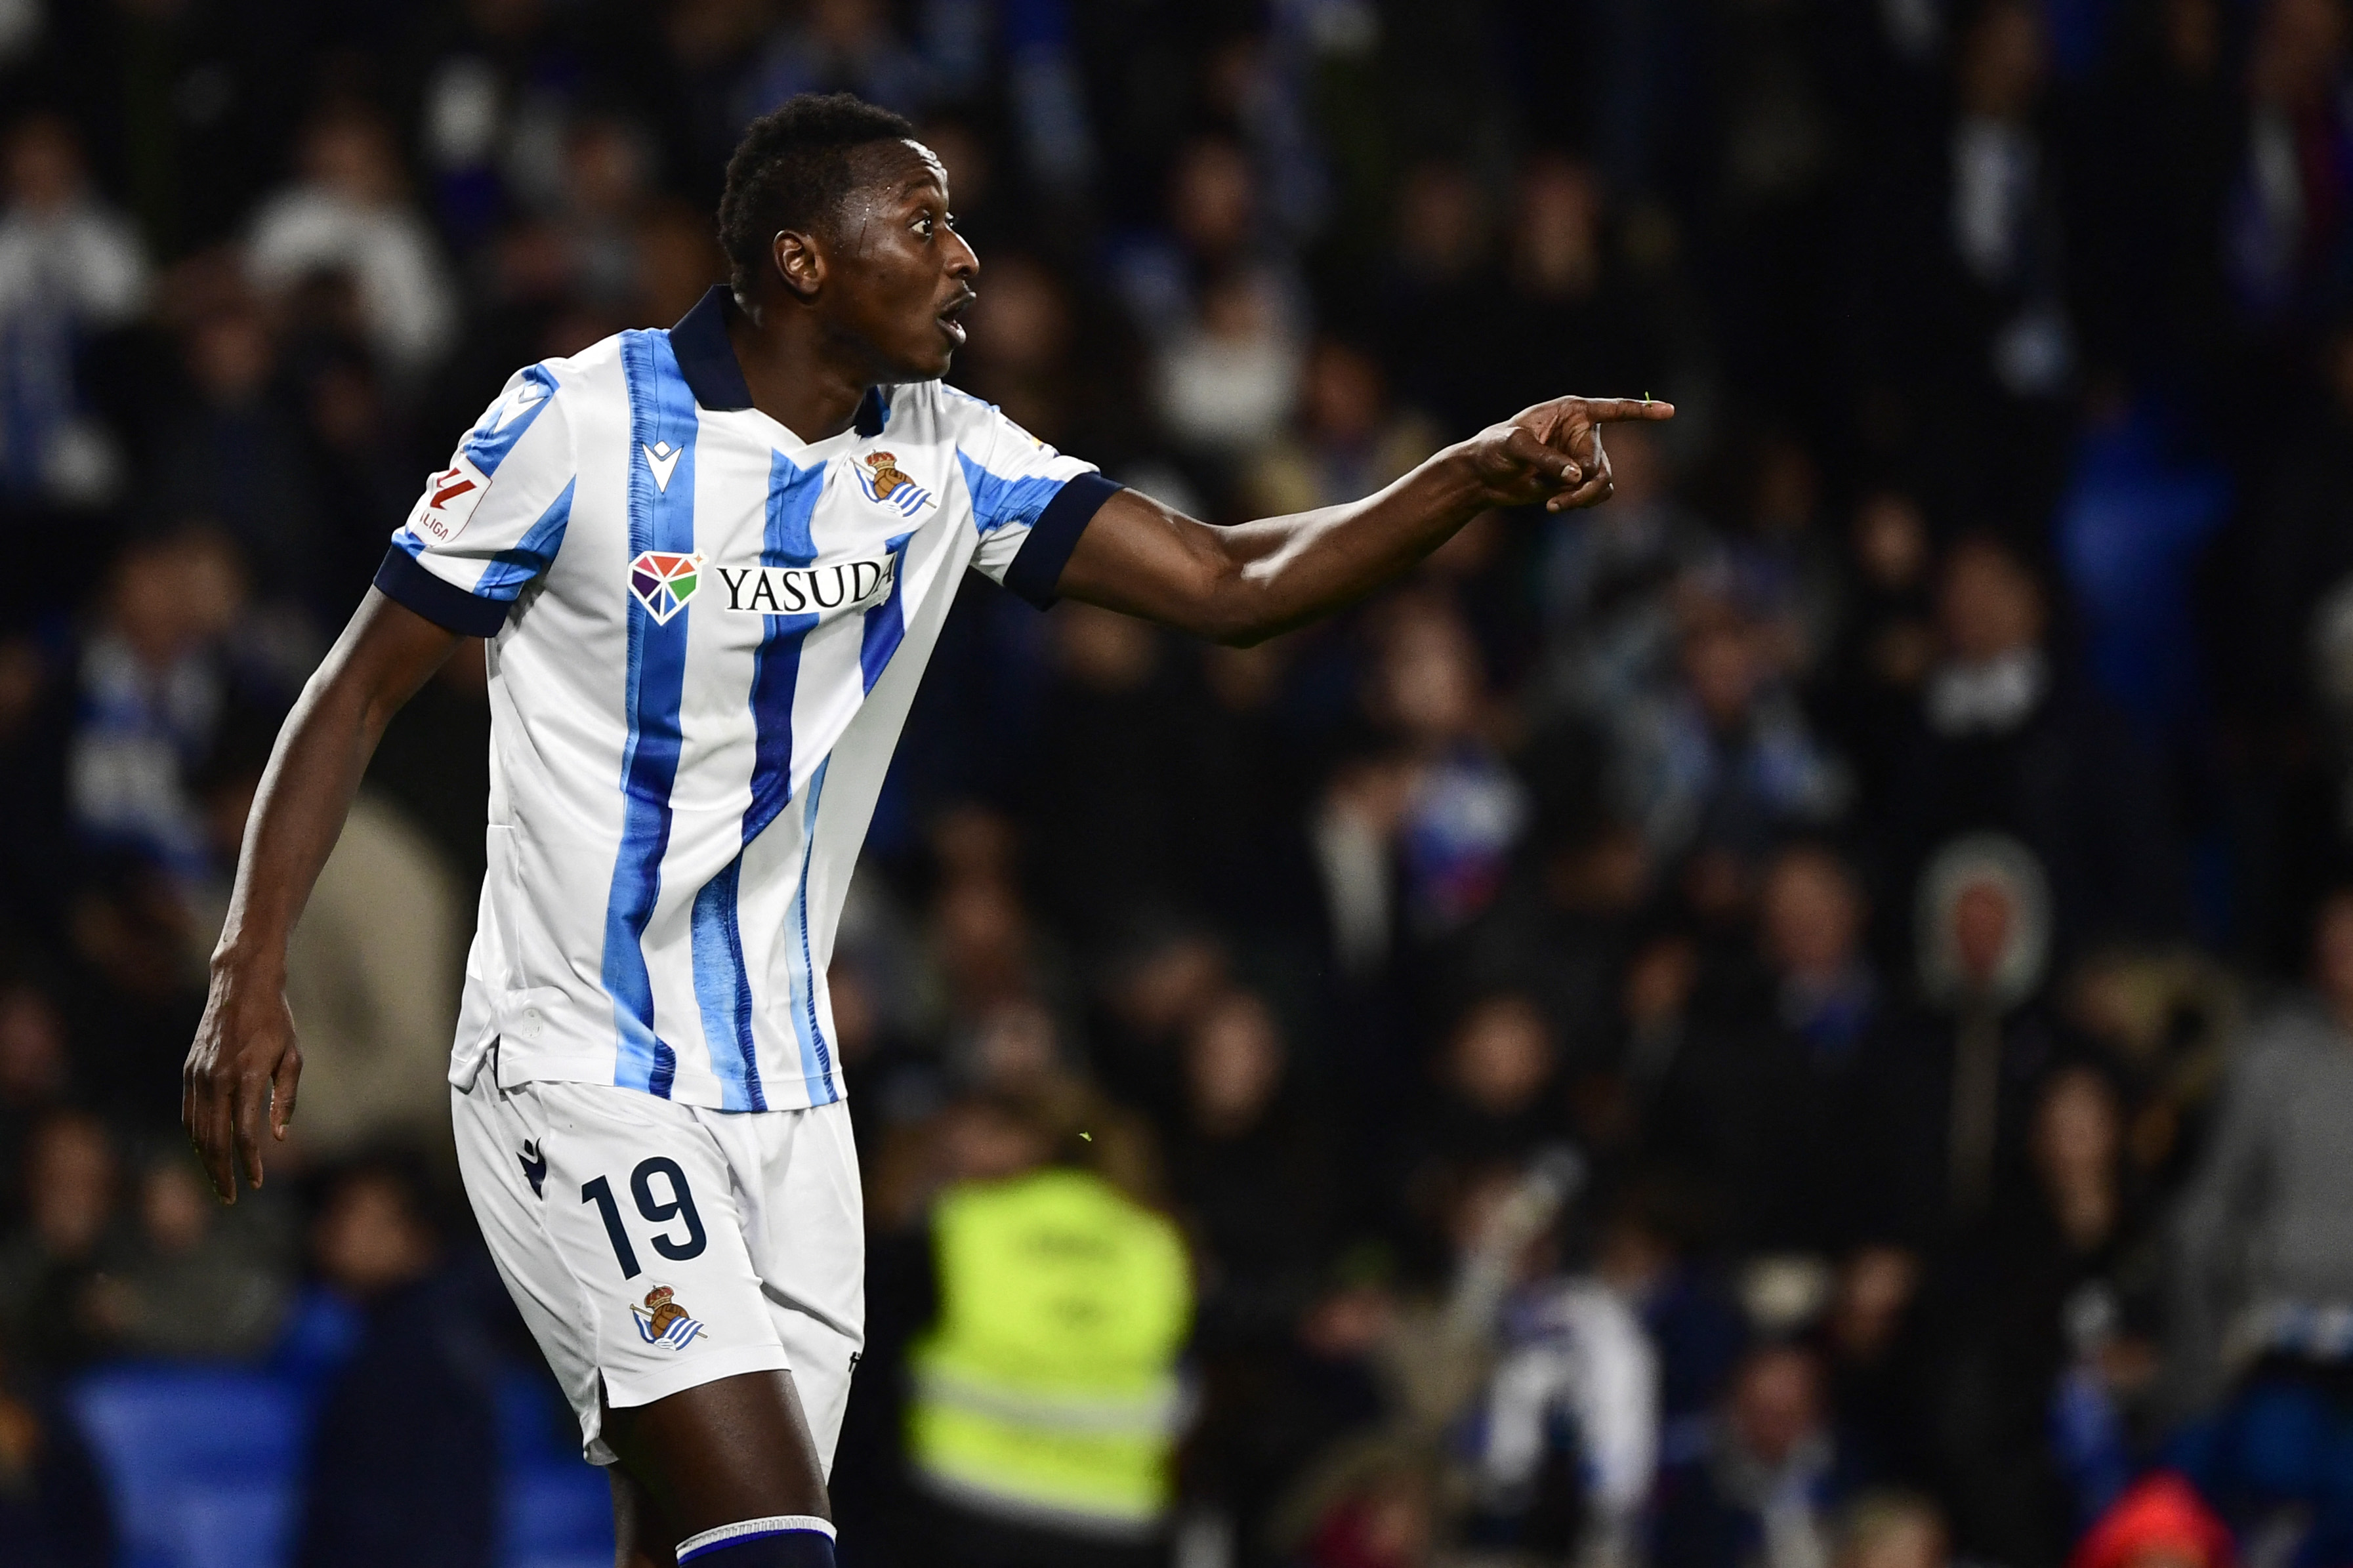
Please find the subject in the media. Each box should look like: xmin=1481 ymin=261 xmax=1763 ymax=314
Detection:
xmin=213 ymin=682 xmax=385 ymax=978
xmin=1060 ymin=445 xmax=1495 ymax=646
xmin=212 ymin=592 xmax=459 ymax=979
xmin=1218 ymin=448 xmax=1499 ymax=642
xmin=1055 ymin=392 xmax=1667 ymax=644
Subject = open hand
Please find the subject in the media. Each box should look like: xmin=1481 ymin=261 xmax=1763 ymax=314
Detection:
xmin=182 ymin=964 xmax=302 ymax=1203
xmin=1463 ymin=395 xmax=1676 ymax=513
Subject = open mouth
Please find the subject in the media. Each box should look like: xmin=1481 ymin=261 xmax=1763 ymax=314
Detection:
xmin=937 ymin=291 xmax=975 ymax=344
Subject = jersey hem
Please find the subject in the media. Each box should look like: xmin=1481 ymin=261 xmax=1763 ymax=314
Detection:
xmin=602 ymin=1342 xmax=796 ymax=1413
xmin=452 ymin=1044 xmax=847 ymax=1113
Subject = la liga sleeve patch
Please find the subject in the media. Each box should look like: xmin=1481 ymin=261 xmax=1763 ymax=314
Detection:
xmin=406 ymin=453 xmax=492 ymax=547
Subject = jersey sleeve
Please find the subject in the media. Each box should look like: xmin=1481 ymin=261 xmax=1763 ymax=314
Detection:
xmin=952 ymin=397 xmax=1123 ymax=609
xmin=373 ymin=363 xmax=577 ymax=636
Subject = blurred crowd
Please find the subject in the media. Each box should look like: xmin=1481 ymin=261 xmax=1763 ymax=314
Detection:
xmin=3 ymin=1 xmax=2353 ymax=1567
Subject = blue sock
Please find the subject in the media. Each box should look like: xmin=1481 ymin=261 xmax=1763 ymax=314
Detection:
xmin=675 ymin=1515 xmax=836 ymax=1565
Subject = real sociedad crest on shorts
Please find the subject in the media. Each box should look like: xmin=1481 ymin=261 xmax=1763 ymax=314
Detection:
xmin=628 ymin=550 xmax=701 ymax=623
xmin=632 ymin=1285 xmax=704 ymax=1348
xmin=856 ymin=451 xmax=932 ymax=516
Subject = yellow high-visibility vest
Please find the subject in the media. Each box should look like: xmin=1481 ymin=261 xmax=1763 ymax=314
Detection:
xmin=907 ymin=1167 xmax=1193 ymax=1533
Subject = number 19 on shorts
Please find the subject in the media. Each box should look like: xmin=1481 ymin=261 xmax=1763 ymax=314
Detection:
xmin=581 ymin=1157 xmax=707 ymax=1278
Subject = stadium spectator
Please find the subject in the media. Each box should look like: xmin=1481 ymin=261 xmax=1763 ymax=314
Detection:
xmin=1535 ymin=419 xmax=1717 ymax=720
xmin=0 ymin=113 xmax=144 ymax=516
xmin=246 ymin=105 xmax=457 ymax=380
xmin=1452 ymin=810 xmax=1652 ymax=1115
xmin=66 ymin=529 xmax=262 ymax=886
xmin=1168 ymin=988 xmax=1335 ymax=1338
xmin=0 ymin=1340 xmax=113 ymax=1568
xmin=10 ymin=8 xmax=2353 ymax=1565
xmin=1452 ymin=1170 xmax=1659 ymax=1567
xmin=104 ymin=1147 xmax=287 ymax=1359
xmin=1367 ymin=592 xmax=1528 ymax=937
xmin=2169 ymin=885 xmax=2353 ymax=1426
xmin=1169 ymin=987 xmax=1344 ymax=1560
xmin=1948 ymin=0 xmax=2074 ymax=409
xmin=1925 ymin=1064 xmax=2152 ymax=1568
xmin=1832 ymin=1493 xmax=1949 ymax=1568
xmin=902 ymin=1090 xmax=1192 ymax=1568
xmin=1891 ymin=534 xmax=2185 ymax=955
xmin=1375 ymin=159 xmax=1503 ymax=438
xmin=1493 ymin=154 xmax=1667 ymax=421
xmin=291 ymin=1157 xmax=498 ymax=1568
xmin=2225 ymin=0 xmax=2353 ymax=337
xmin=1245 ymin=338 xmax=1439 ymax=520
xmin=1609 ymin=594 xmax=1846 ymax=869
xmin=1816 ymin=493 xmax=1936 ymax=813
xmin=0 ymin=1111 xmax=122 ymax=1369
xmin=1650 ymin=844 xmax=1887 ymax=1253
xmin=1862 ymin=833 xmax=2064 ymax=1244
xmin=0 ymin=985 xmax=70 ymax=1215
xmin=1022 ymin=602 xmax=1217 ymax=942
xmin=1152 ymin=268 xmax=1302 ymax=464
xmin=1652 ymin=1342 xmax=1855 ymax=1568
xmin=734 ymin=0 xmax=938 ymax=124
xmin=146 ymin=293 xmax=322 ymax=600
xmin=1415 ymin=995 xmax=1568 ymax=1178
xmin=1820 ymin=1248 xmax=1932 ymax=1491
xmin=2066 ymin=1472 xmax=2234 ymax=1568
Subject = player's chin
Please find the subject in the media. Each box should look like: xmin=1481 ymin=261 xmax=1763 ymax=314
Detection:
xmin=892 ymin=326 xmax=960 ymax=381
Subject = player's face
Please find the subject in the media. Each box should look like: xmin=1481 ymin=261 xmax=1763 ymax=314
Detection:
xmin=823 ymin=140 xmax=978 ymax=383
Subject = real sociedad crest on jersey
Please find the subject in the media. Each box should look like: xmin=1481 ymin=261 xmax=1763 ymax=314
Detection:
xmin=632 ymin=1285 xmax=705 ymax=1349
xmin=628 ymin=550 xmax=701 ymax=623
xmin=856 ymin=451 xmax=932 ymax=516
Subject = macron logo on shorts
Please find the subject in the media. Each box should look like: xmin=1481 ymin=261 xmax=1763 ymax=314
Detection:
xmin=632 ymin=1284 xmax=705 ymax=1348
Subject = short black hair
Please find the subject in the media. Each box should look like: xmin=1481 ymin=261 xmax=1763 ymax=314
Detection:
xmin=717 ymin=93 xmax=919 ymax=299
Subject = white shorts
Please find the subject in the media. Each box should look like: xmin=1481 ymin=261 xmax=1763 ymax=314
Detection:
xmin=452 ymin=1060 xmax=865 ymax=1468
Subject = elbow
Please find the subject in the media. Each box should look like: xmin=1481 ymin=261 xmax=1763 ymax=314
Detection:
xmin=1188 ymin=558 xmax=1278 ymax=648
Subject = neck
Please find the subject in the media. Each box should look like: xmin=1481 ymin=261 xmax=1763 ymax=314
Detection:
xmin=728 ymin=293 xmax=877 ymax=442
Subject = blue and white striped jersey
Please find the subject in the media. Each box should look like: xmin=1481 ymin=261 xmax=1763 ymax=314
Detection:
xmin=375 ymin=287 xmax=1119 ymax=1111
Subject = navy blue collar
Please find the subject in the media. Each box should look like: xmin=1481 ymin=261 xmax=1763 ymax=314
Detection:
xmin=668 ymin=284 xmax=889 ymax=438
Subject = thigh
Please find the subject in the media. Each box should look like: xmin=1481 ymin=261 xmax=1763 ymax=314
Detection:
xmin=455 ymin=1076 xmax=796 ymax=1462
xmin=603 ymin=1368 xmax=833 ymax=1552
xmin=726 ymin=1099 xmax=867 ymax=1474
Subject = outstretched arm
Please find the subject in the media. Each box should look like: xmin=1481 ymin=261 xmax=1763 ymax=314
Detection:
xmin=1054 ymin=396 xmax=1673 ymax=645
xmin=184 ymin=590 xmax=463 ymax=1201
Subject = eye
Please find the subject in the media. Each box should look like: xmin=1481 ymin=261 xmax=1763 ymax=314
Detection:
xmin=912 ymin=212 xmax=935 ymax=238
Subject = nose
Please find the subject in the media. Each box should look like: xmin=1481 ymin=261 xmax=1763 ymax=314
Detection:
xmin=947 ymin=226 xmax=979 ymax=278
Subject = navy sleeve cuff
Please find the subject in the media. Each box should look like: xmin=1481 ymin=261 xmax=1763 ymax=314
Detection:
xmin=374 ymin=545 xmax=512 ymax=637
xmin=1002 ymin=472 xmax=1122 ymax=609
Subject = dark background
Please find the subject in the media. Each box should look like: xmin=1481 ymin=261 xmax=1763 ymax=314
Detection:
xmin=1 ymin=0 xmax=2352 ymax=1566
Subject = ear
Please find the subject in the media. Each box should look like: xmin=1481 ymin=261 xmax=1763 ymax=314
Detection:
xmin=772 ymin=228 xmax=823 ymax=302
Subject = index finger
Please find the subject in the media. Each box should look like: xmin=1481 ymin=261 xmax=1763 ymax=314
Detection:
xmin=1583 ymin=398 xmax=1676 ymax=423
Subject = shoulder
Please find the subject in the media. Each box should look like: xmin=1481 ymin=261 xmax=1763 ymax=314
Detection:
xmin=549 ymin=332 xmax=629 ymax=386
xmin=930 ymin=382 xmax=1058 ymax=453
xmin=494 ymin=340 xmax=623 ymax=418
xmin=904 ymin=380 xmax=997 ymax=442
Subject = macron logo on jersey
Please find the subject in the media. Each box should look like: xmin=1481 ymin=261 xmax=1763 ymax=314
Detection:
xmin=643 ymin=440 xmax=682 ymax=492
